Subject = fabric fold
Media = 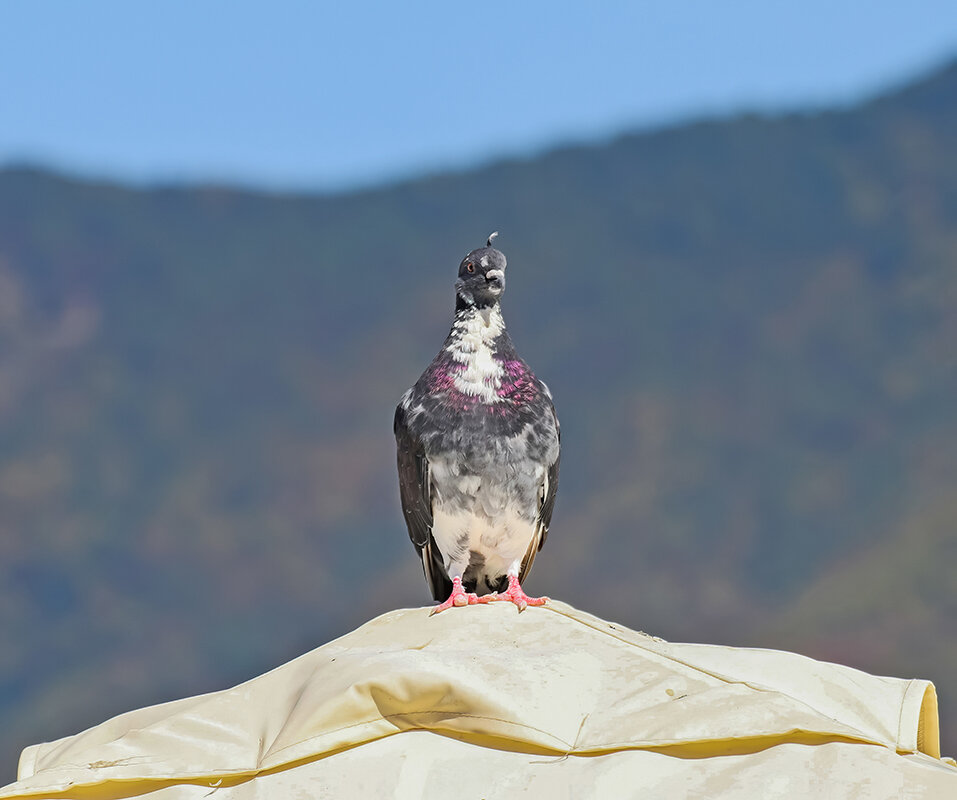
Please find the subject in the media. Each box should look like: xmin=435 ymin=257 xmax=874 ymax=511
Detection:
xmin=3 ymin=601 xmax=953 ymax=800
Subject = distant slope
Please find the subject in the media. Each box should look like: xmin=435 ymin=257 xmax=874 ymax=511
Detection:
xmin=768 ymin=492 xmax=957 ymax=676
xmin=2 ymin=57 xmax=957 ymax=776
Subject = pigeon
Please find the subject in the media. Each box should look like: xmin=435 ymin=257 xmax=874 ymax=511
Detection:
xmin=394 ymin=233 xmax=560 ymax=612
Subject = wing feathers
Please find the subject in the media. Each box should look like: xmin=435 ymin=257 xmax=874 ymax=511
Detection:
xmin=394 ymin=403 xmax=432 ymax=548
xmin=395 ymin=403 xmax=452 ymax=600
xmin=519 ymin=404 xmax=560 ymax=581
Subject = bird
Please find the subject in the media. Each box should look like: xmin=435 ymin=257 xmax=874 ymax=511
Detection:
xmin=394 ymin=233 xmax=560 ymax=612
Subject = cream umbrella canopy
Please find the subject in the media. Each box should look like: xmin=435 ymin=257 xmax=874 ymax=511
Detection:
xmin=3 ymin=601 xmax=954 ymax=799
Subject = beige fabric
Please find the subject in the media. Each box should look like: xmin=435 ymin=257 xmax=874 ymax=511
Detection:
xmin=3 ymin=601 xmax=955 ymax=799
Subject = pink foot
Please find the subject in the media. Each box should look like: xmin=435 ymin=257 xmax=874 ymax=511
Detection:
xmin=430 ymin=577 xmax=493 ymax=615
xmin=485 ymin=575 xmax=548 ymax=612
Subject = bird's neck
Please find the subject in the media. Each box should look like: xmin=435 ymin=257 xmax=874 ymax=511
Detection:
xmin=442 ymin=301 xmax=510 ymax=403
xmin=447 ymin=300 xmax=506 ymax=347
xmin=455 ymin=291 xmax=500 ymax=313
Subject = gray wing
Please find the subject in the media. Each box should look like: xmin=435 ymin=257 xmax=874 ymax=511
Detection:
xmin=519 ymin=401 xmax=561 ymax=581
xmin=538 ymin=425 xmax=560 ymax=547
xmin=394 ymin=400 xmax=452 ymax=601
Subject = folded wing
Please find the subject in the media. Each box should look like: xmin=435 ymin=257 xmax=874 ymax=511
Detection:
xmin=394 ymin=402 xmax=451 ymax=601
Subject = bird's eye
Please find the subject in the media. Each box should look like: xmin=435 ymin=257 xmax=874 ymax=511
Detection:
xmin=466 ymin=263 xmax=474 ymax=273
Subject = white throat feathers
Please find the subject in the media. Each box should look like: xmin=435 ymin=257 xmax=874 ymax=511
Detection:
xmin=446 ymin=304 xmax=506 ymax=403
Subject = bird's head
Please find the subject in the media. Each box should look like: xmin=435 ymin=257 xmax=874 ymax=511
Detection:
xmin=455 ymin=232 xmax=507 ymax=308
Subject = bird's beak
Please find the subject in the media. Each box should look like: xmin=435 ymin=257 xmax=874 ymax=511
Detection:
xmin=486 ymin=269 xmax=505 ymax=293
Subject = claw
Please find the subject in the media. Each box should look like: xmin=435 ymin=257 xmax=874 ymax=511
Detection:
xmin=485 ymin=575 xmax=547 ymax=611
xmin=430 ymin=575 xmax=547 ymax=614
xmin=431 ymin=577 xmax=492 ymax=615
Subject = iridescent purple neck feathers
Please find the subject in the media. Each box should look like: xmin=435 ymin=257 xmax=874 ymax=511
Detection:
xmin=418 ymin=303 xmax=539 ymax=412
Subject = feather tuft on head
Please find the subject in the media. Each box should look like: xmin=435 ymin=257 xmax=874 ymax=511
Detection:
xmin=486 ymin=231 xmax=499 ymax=247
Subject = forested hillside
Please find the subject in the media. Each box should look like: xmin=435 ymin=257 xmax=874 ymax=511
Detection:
xmin=2 ymin=59 xmax=957 ymax=776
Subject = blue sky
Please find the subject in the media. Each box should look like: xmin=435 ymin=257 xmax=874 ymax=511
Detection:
xmin=2 ymin=2 xmax=956 ymax=191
